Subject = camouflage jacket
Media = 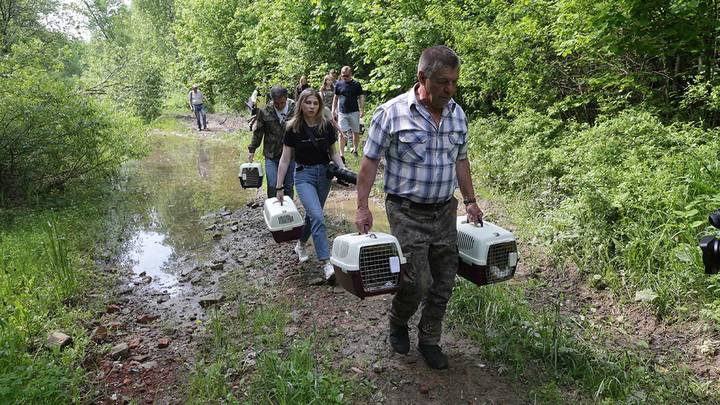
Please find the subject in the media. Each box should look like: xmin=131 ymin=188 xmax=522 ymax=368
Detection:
xmin=248 ymin=100 xmax=295 ymax=161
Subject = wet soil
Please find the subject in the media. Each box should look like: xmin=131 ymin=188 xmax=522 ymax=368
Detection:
xmin=89 ymin=113 xmax=525 ymax=404
xmin=88 ymin=112 xmax=720 ymax=404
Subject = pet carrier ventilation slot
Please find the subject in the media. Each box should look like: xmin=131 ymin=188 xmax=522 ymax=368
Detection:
xmin=330 ymin=233 xmax=407 ymax=299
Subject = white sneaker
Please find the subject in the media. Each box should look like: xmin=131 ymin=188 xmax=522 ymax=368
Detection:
xmin=323 ymin=262 xmax=336 ymax=283
xmin=294 ymin=241 xmax=309 ymax=263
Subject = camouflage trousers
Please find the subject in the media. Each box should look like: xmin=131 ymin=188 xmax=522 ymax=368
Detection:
xmin=386 ymin=195 xmax=458 ymax=346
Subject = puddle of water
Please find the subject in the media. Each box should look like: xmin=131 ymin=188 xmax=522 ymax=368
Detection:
xmin=126 ymin=230 xmax=178 ymax=291
xmin=324 ymin=193 xmax=390 ymax=233
xmin=119 ymin=134 xmax=257 ymax=293
xmin=116 ymin=131 xmax=396 ymax=294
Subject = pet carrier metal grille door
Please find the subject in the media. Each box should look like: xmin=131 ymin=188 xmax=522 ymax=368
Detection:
xmin=487 ymin=242 xmax=516 ymax=267
xmin=358 ymin=243 xmax=401 ymax=292
xmin=487 ymin=241 xmax=517 ymax=281
xmin=239 ymin=163 xmax=264 ymax=189
xmin=245 ymin=168 xmax=260 ymax=184
xmin=242 ymin=167 xmax=261 ymax=188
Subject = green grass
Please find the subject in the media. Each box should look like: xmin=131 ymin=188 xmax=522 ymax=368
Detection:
xmin=0 ymin=182 xmax=132 ymax=403
xmin=153 ymin=113 xmax=189 ymax=133
xmin=448 ymin=281 xmax=717 ymax=403
xmin=186 ymin=292 xmax=366 ymax=404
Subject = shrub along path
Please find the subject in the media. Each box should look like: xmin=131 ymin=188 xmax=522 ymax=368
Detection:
xmin=492 ymin=193 xmax=720 ymax=381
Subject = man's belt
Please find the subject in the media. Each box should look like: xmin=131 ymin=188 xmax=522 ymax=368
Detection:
xmin=386 ymin=194 xmax=452 ymax=211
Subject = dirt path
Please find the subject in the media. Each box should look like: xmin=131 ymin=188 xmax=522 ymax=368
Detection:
xmin=87 ymin=113 xmax=527 ymax=404
xmin=88 ymin=111 xmax=720 ymax=404
xmin=91 ymin=198 xmax=526 ymax=404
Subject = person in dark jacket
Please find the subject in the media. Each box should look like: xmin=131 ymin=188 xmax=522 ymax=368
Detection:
xmin=248 ymin=86 xmax=296 ymax=199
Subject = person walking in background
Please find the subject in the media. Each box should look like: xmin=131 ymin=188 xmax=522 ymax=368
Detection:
xmin=320 ymin=74 xmax=335 ymax=110
xmin=188 ymin=84 xmax=207 ymax=131
xmin=354 ymin=45 xmax=483 ymax=370
xmin=276 ymin=88 xmax=347 ymax=283
xmin=332 ymin=66 xmax=365 ymax=157
xmin=248 ymin=86 xmax=296 ymax=199
xmin=295 ymin=75 xmax=310 ymax=101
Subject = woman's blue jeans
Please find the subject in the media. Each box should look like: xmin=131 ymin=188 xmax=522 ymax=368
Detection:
xmin=295 ymin=164 xmax=331 ymax=261
xmin=265 ymin=158 xmax=295 ymax=199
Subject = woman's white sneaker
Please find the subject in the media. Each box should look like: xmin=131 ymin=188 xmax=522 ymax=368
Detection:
xmin=323 ymin=262 xmax=336 ymax=283
xmin=294 ymin=241 xmax=309 ymax=263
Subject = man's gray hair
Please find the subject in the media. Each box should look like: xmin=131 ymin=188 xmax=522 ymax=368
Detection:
xmin=269 ymin=86 xmax=288 ymax=100
xmin=417 ymin=45 xmax=460 ymax=78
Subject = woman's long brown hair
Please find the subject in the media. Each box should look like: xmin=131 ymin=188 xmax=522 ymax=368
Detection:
xmin=286 ymin=88 xmax=328 ymax=133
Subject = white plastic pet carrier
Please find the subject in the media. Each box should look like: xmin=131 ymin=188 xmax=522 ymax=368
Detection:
xmin=239 ymin=163 xmax=264 ymax=189
xmin=263 ymin=197 xmax=304 ymax=243
xmin=330 ymin=233 xmax=407 ymax=298
xmin=456 ymin=217 xmax=519 ymax=285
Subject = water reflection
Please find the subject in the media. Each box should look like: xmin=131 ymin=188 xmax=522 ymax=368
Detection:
xmin=117 ymin=132 xmax=391 ymax=294
xmin=324 ymin=193 xmax=389 ymax=233
xmin=126 ymin=230 xmax=177 ymax=290
xmin=119 ymin=134 xmax=254 ymax=294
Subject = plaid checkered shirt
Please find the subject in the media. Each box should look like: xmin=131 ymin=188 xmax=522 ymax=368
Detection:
xmin=363 ymin=84 xmax=469 ymax=204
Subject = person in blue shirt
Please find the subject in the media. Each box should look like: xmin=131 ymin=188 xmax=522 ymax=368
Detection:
xmin=355 ymin=46 xmax=483 ymax=370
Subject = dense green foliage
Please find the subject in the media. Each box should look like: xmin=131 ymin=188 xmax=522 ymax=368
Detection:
xmin=0 ymin=40 xmax=143 ymax=199
xmin=4 ymin=0 xmax=720 ymax=401
xmin=469 ymin=111 xmax=720 ymax=315
xmin=0 ymin=1 xmax=148 ymax=201
xmin=172 ymin=0 xmax=720 ymax=125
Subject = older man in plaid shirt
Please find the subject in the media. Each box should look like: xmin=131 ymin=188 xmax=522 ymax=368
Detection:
xmin=355 ymin=45 xmax=483 ymax=370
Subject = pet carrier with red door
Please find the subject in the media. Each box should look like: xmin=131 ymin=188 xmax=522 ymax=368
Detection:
xmin=456 ymin=217 xmax=519 ymax=285
xmin=330 ymin=233 xmax=407 ymax=299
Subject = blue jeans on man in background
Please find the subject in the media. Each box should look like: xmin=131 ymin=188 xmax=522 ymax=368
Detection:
xmin=265 ymin=158 xmax=295 ymax=199
xmin=294 ymin=164 xmax=331 ymax=261
xmin=192 ymin=104 xmax=207 ymax=130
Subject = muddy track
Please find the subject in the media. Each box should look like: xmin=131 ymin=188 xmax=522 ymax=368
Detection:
xmin=88 ymin=112 xmax=720 ymax=404
xmin=91 ymin=200 xmax=526 ymax=404
xmin=87 ymin=113 xmax=526 ymax=404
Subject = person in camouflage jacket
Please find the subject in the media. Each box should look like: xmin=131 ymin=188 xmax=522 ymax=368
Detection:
xmin=248 ymin=86 xmax=296 ymax=199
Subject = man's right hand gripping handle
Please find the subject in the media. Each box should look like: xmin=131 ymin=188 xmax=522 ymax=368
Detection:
xmin=355 ymin=205 xmax=373 ymax=234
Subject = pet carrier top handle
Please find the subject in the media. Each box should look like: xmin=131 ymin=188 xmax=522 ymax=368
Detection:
xmin=461 ymin=218 xmax=484 ymax=227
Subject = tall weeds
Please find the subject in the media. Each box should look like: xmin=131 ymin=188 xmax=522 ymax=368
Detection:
xmin=43 ymin=219 xmax=78 ymax=300
xmin=469 ymin=110 xmax=720 ymax=317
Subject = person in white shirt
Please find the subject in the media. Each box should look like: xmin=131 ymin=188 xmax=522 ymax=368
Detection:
xmin=188 ymin=84 xmax=208 ymax=131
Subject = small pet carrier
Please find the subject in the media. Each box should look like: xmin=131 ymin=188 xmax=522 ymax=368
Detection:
xmin=456 ymin=217 xmax=519 ymax=286
xmin=330 ymin=233 xmax=407 ymax=299
xmin=239 ymin=163 xmax=264 ymax=189
xmin=263 ymin=197 xmax=304 ymax=243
